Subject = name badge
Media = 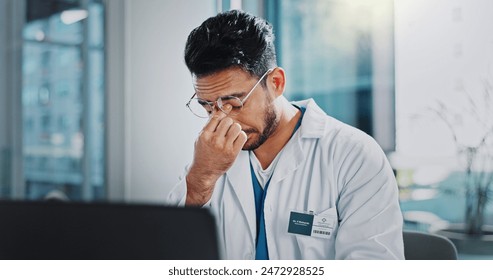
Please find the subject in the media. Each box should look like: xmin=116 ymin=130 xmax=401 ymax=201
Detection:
xmin=288 ymin=210 xmax=336 ymax=239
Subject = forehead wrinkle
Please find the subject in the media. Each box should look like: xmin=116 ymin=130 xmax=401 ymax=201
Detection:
xmin=194 ymin=76 xmax=231 ymax=92
xmin=193 ymin=71 xmax=251 ymax=101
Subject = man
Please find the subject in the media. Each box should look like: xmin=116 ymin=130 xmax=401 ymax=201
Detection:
xmin=168 ymin=10 xmax=404 ymax=260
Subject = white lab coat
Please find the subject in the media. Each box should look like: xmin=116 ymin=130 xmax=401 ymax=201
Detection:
xmin=168 ymin=99 xmax=404 ymax=260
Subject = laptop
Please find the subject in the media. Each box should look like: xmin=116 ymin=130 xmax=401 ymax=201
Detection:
xmin=0 ymin=200 xmax=219 ymax=260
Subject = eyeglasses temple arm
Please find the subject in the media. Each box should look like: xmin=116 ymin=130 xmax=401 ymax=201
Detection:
xmin=186 ymin=92 xmax=197 ymax=106
xmin=241 ymin=68 xmax=274 ymax=104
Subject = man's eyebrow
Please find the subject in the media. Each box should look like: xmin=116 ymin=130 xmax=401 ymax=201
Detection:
xmin=227 ymin=92 xmax=246 ymax=98
xmin=197 ymin=91 xmax=246 ymax=102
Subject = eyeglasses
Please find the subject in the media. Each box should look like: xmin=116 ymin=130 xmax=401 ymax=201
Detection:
xmin=186 ymin=68 xmax=274 ymax=118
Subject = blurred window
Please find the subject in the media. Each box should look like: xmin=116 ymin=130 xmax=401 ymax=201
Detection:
xmin=22 ymin=0 xmax=105 ymax=200
xmin=266 ymin=0 xmax=394 ymax=141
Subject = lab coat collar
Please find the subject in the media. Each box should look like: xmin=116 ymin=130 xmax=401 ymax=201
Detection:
xmin=292 ymin=99 xmax=328 ymax=139
xmin=269 ymin=99 xmax=327 ymax=184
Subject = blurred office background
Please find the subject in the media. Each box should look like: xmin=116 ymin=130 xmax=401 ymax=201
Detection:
xmin=1 ymin=0 xmax=492 ymax=259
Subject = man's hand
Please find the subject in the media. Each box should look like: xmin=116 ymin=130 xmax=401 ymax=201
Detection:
xmin=186 ymin=105 xmax=248 ymax=206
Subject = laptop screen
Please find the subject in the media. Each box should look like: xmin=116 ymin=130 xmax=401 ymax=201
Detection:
xmin=0 ymin=200 xmax=219 ymax=260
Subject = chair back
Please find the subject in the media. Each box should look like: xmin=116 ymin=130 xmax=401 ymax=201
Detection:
xmin=403 ymin=230 xmax=458 ymax=260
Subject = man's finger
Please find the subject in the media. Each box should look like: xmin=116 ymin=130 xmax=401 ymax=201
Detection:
xmin=202 ymin=108 xmax=227 ymax=133
xmin=215 ymin=117 xmax=234 ymax=137
xmin=225 ymin=122 xmax=242 ymax=140
xmin=233 ymin=131 xmax=248 ymax=150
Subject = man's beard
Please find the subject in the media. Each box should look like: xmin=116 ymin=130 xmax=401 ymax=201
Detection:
xmin=242 ymin=105 xmax=279 ymax=151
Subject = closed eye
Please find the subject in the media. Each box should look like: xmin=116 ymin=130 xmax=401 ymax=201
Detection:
xmin=197 ymin=99 xmax=211 ymax=106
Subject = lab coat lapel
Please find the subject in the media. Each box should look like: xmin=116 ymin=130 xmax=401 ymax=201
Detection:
xmin=270 ymin=99 xmax=327 ymax=185
xmin=225 ymin=151 xmax=256 ymax=242
xmin=269 ymin=135 xmax=304 ymax=185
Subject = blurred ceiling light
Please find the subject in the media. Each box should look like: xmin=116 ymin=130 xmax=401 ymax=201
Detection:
xmin=60 ymin=9 xmax=88 ymax=25
xmin=35 ymin=30 xmax=45 ymax=41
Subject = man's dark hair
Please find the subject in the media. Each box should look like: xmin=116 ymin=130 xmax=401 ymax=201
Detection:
xmin=184 ymin=10 xmax=277 ymax=80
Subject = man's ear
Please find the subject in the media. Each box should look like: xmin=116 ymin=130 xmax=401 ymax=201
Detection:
xmin=269 ymin=67 xmax=286 ymax=97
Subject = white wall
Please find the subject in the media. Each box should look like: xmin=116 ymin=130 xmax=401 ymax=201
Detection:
xmin=371 ymin=1 xmax=395 ymax=152
xmin=395 ymin=0 xmax=493 ymax=163
xmin=124 ymin=0 xmax=215 ymax=202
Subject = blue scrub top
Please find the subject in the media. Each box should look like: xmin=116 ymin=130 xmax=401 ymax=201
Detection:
xmin=250 ymin=105 xmax=305 ymax=260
